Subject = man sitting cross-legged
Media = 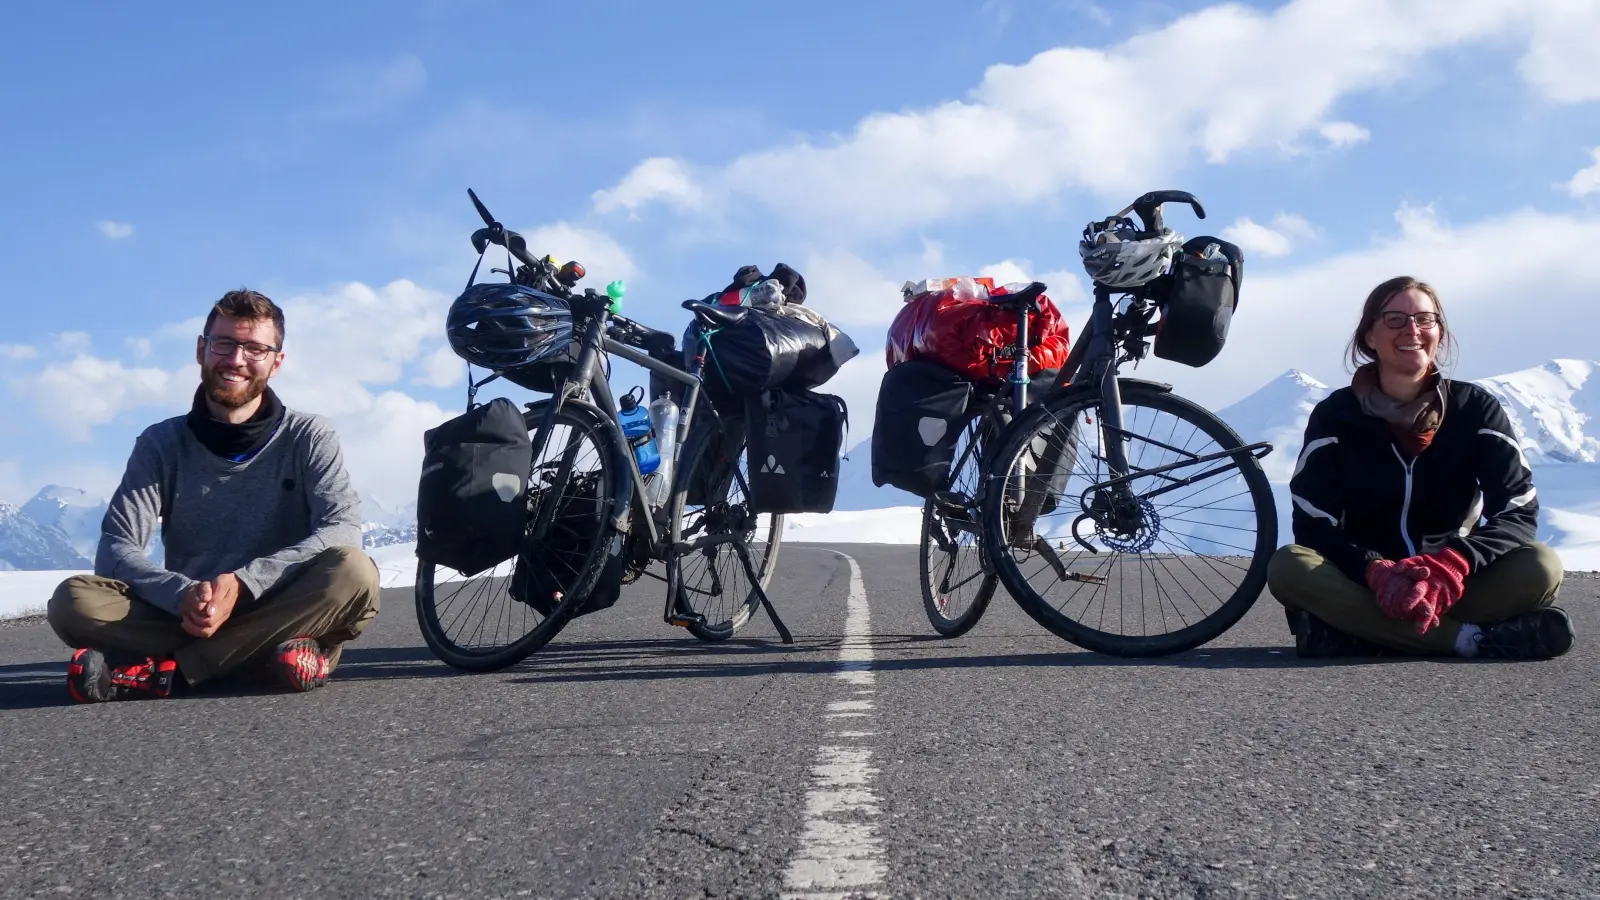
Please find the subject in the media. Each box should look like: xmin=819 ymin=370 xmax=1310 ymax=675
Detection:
xmin=48 ymin=289 xmax=381 ymax=702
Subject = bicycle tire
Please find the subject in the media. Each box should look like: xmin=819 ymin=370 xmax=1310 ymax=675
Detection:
xmin=667 ymin=419 xmax=783 ymax=641
xmin=414 ymin=400 xmax=621 ymax=671
xmin=919 ymin=417 xmax=997 ymax=637
xmin=980 ymin=382 xmax=1276 ymax=657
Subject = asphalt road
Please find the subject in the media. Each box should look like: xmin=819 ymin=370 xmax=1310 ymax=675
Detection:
xmin=2 ymin=544 xmax=1595 ymax=899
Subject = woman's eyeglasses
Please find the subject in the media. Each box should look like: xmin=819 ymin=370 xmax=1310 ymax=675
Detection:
xmin=1378 ymin=311 xmax=1440 ymax=330
xmin=202 ymin=335 xmax=280 ymax=362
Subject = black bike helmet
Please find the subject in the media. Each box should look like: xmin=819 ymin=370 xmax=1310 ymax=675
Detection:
xmin=446 ymin=283 xmax=573 ymax=371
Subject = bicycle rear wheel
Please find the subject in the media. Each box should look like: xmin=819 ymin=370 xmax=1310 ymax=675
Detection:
xmin=920 ymin=417 xmax=997 ymax=637
xmin=980 ymin=382 xmax=1275 ymax=656
xmin=667 ymin=418 xmax=783 ymax=641
xmin=414 ymin=401 xmax=619 ymax=671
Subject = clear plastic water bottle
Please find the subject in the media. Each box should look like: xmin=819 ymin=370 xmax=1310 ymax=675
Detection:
xmin=618 ymin=390 xmax=660 ymax=475
xmin=645 ymin=394 xmax=680 ymax=507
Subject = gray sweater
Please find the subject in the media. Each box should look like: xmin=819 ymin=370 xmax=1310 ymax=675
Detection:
xmin=96 ymin=407 xmax=364 ymax=614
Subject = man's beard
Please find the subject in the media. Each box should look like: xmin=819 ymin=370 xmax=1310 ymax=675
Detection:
xmin=202 ymin=365 xmax=269 ymax=410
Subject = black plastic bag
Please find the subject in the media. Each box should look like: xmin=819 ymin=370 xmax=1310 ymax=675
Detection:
xmin=871 ymin=359 xmax=976 ymax=498
xmin=416 ymin=398 xmax=531 ymax=576
xmin=691 ymin=307 xmax=832 ymax=394
xmin=745 ymin=388 xmax=847 ymax=514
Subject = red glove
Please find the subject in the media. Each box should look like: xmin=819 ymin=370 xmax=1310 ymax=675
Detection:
xmin=1366 ymin=559 xmax=1431 ymax=625
xmin=1405 ymin=547 xmax=1471 ymax=632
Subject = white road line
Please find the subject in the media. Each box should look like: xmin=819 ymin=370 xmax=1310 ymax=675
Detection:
xmin=782 ymin=553 xmax=887 ymax=900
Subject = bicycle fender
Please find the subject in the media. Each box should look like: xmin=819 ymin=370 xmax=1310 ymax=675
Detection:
xmin=1117 ymin=377 xmax=1172 ymax=393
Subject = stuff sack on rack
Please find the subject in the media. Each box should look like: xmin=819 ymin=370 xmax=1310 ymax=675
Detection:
xmin=1151 ymin=236 xmax=1243 ymax=368
xmin=689 ymin=304 xmax=858 ymax=396
xmin=745 ymin=387 xmax=848 ymax=514
xmin=871 ymin=359 xmax=976 ymax=498
xmin=508 ymin=469 xmax=624 ymax=618
xmin=416 ymin=397 xmax=532 ymax=576
xmin=885 ymin=281 xmax=1070 ymax=386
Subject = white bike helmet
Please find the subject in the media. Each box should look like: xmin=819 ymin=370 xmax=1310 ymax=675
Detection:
xmin=1079 ymin=217 xmax=1182 ymax=289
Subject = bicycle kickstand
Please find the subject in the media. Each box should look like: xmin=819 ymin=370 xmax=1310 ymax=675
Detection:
xmin=733 ymin=538 xmax=793 ymax=644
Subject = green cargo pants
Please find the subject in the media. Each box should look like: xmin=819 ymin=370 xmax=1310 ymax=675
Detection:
xmin=1266 ymin=542 xmax=1564 ymax=654
xmin=47 ymin=546 xmax=381 ymax=685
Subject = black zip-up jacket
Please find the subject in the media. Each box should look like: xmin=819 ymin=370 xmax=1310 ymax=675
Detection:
xmin=1288 ymin=379 xmax=1538 ymax=586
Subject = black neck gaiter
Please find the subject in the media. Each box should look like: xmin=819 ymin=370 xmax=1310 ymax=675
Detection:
xmin=185 ymin=386 xmax=284 ymax=461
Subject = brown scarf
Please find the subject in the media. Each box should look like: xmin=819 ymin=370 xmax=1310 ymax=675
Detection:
xmin=1351 ymin=363 xmax=1446 ymax=457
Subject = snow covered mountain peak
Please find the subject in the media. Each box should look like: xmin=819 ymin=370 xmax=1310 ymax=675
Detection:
xmin=1473 ymin=358 xmax=1598 ymax=464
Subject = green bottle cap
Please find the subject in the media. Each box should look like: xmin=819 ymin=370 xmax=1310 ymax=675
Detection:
xmin=606 ymin=279 xmax=626 ymax=313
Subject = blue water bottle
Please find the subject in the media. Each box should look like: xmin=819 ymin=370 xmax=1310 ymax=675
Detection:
xmin=618 ymin=389 xmax=660 ymax=475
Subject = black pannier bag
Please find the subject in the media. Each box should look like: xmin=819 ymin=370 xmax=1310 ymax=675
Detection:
xmin=745 ymin=388 xmax=848 ymax=514
xmin=509 ymin=470 xmax=623 ymax=618
xmin=1151 ymin=236 xmax=1244 ymax=368
xmin=870 ymin=359 xmax=976 ymax=498
xmin=416 ymin=397 xmax=532 ymax=576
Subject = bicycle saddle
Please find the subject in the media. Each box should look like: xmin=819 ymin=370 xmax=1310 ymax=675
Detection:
xmin=988 ymin=281 xmax=1048 ymax=308
xmin=682 ymin=299 xmax=749 ymax=328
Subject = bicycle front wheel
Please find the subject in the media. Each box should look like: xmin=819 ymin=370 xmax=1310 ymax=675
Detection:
xmin=667 ymin=418 xmax=783 ymax=641
xmin=919 ymin=417 xmax=997 ymax=637
xmin=979 ymin=382 xmax=1276 ymax=656
xmin=414 ymin=401 xmax=619 ymax=671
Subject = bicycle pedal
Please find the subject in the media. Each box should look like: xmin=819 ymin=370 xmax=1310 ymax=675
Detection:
xmin=667 ymin=612 xmax=707 ymax=629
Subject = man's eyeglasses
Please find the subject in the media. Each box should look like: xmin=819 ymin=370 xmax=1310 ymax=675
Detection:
xmin=202 ymin=335 xmax=281 ymax=362
xmin=1378 ymin=311 xmax=1441 ymax=330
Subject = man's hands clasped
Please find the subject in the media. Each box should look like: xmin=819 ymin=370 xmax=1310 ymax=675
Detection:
xmin=181 ymin=572 xmax=248 ymax=638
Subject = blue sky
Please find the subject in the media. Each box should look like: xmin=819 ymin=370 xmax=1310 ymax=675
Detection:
xmin=3 ymin=0 xmax=1599 ymax=507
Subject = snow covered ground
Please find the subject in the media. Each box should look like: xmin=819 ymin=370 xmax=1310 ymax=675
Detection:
xmin=0 ymin=569 xmax=78 ymax=621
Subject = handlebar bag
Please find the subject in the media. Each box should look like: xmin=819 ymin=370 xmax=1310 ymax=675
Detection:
xmin=870 ymin=358 xmax=976 ymax=499
xmin=1151 ymin=236 xmax=1243 ymax=368
xmin=416 ymin=397 xmax=532 ymax=576
xmin=745 ymin=387 xmax=848 ymax=514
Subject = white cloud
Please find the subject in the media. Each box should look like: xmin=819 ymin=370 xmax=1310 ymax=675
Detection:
xmin=1518 ymin=0 xmax=1600 ymax=104
xmin=417 ymin=343 xmax=465 ymax=389
xmin=1222 ymin=213 xmax=1318 ymax=258
xmin=95 ymin=220 xmax=134 ymax=240
xmin=0 ymin=344 xmax=38 ymax=361
xmin=317 ymin=389 xmax=455 ymax=503
xmin=1318 ymin=121 xmax=1371 ymax=149
xmin=593 ymin=157 xmax=705 ymax=217
xmin=594 ymin=0 xmax=1589 ymax=236
xmin=55 ymin=332 xmax=92 ymax=354
xmin=516 ymin=223 xmax=637 ymax=285
xmin=26 ymin=356 xmax=188 ymax=442
xmin=1560 ymin=146 xmax=1600 ymax=197
xmin=126 ymin=337 xmax=152 ymax=359
xmin=799 ymin=249 xmax=906 ymax=329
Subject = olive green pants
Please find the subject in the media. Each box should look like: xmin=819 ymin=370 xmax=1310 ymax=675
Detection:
xmin=47 ymin=546 xmax=381 ymax=685
xmin=1267 ymin=542 xmax=1564 ymax=655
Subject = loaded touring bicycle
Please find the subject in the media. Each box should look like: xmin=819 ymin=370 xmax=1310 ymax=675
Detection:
xmin=875 ymin=190 xmax=1280 ymax=655
xmin=412 ymin=191 xmax=853 ymax=671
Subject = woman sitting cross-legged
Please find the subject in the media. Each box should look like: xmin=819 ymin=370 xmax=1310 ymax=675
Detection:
xmin=1267 ymin=275 xmax=1575 ymax=660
